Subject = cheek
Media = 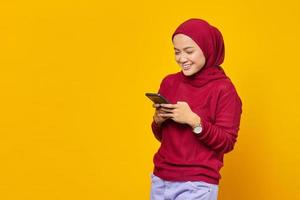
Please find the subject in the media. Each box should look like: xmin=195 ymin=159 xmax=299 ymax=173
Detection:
xmin=190 ymin=54 xmax=200 ymax=63
xmin=193 ymin=54 xmax=205 ymax=64
xmin=198 ymin=58 xmax=206 ymax=66
xmin=191 ymin=57 xmax=205 ymax=70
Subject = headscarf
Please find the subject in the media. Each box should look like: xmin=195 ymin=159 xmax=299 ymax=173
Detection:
xmin=172 ymin=18 xmax=229 ymax=87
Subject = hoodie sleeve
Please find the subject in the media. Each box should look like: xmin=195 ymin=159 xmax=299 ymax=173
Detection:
xmin=151 ymin=120 xmax=163 ymax=142
xmin=195 ymin=86 xmax=242 ymax=154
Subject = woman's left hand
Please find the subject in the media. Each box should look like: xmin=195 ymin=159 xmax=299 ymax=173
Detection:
xmin=159 ymin=101 xmax=199 ymax=126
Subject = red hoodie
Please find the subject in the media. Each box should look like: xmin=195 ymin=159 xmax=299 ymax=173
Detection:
xmin=151 ymin=19 xmax=242 ymax=185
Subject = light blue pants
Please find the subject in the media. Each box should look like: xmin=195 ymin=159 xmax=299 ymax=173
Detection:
xmin=150 ymin=173 xmax=219 ymax=200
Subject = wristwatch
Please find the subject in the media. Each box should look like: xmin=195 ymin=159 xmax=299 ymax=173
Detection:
xmin=193 ymin=123 xmax=203 ymax=134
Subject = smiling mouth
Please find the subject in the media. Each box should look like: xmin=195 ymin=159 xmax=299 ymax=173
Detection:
xmin=182 ymin=64 xmax=192 ymax=70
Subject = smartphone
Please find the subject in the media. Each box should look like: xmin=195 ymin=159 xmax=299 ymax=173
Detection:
xmin=145 ymin=93 xmax=170 ymax=104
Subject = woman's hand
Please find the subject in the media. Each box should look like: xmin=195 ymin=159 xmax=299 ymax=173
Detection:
xmin=159 ymin=101 xmax=201 ymax=127
xmin=152 ymin=104 xmax=173 ymax=127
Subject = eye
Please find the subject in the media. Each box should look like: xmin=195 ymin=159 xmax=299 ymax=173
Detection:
xmin=175 ymin=51 xmax=180 ymax=55
xmin=186 ymin=51 xmax=194 ymax=54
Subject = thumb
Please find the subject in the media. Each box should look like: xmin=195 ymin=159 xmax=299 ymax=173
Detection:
xmin=153 ymin=103 xmax=161 ymax=108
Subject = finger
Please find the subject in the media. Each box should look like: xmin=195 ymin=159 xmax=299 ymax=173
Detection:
xmin=176 ymin=101 xmax=189 ymax=106
xmin=160 ymin=108 xmax=173 ymax=113
xmin=160 ymin=104 xmax=177 ymax=109
xmin=160 ymin=116 xmax=171 ymax=119
xmin=159 ymin=113 xmax=173 ymax=118
xmin=152 ymin=103 xmax=161 ymax=108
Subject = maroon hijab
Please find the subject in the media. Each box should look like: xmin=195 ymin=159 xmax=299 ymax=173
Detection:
xmin=172 ymin=18 xmax=228 ymax=87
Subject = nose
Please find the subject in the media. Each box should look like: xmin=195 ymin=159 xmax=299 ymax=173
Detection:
xmin=178 ymin=54 xmax=188 ymax=63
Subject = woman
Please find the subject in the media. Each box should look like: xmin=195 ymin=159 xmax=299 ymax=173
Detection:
xmin=150 ymin=18 xmax=242 ymax=200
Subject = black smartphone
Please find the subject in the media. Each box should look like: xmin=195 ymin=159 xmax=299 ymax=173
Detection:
xmin=145 ymin=93 xmax=170 ymax=104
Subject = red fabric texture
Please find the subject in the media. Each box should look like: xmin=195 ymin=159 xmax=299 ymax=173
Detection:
xmin=151 ymin=18 xmax=242 ymax=184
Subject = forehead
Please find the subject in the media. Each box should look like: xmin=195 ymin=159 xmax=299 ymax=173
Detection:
xmin=172 ymin=34 xmax=197 ymax=48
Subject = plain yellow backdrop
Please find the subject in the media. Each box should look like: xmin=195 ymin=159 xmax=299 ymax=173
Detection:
xmin=0 ymin=0 xmax=299 ymax=199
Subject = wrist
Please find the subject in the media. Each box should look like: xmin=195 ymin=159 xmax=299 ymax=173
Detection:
xmin=188 ymin=113 xmax=201 ymax=128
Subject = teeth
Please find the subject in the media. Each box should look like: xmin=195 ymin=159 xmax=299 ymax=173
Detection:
xmin=183 ymin=64 xmax=191 ymax=69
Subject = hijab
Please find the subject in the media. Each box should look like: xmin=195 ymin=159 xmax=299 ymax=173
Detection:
xmin=172 ymin=18 xmax=229 ymax=87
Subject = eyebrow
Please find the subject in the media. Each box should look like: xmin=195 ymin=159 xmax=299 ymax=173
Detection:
xmin=174 ymin=46 xmax=194 ymax=51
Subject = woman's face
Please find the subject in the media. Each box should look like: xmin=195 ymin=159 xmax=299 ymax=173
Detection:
xmin=172 ymin=34 xmax=206 ymax=76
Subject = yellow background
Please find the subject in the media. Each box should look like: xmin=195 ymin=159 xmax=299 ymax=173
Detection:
xmin=0 ymin=0 xmax=299 ymax=199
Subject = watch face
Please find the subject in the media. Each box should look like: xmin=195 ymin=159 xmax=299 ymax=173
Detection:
xmin=193 ymin=126 xmax=202 ymax=134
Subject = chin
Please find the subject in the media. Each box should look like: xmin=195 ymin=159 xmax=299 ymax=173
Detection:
xmin=182 ymin=70 xmax=195 ymax=76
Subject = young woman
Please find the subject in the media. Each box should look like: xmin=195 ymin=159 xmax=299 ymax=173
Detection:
xmin=150 ymin=18 xmax=242 ymax=200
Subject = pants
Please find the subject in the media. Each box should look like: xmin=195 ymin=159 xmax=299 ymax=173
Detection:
xmin=150 ymin=173 xmax=219 ymax=200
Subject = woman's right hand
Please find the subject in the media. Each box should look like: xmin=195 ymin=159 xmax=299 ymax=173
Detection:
xmin=152 ymin=103 xmax=172 ymax=127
